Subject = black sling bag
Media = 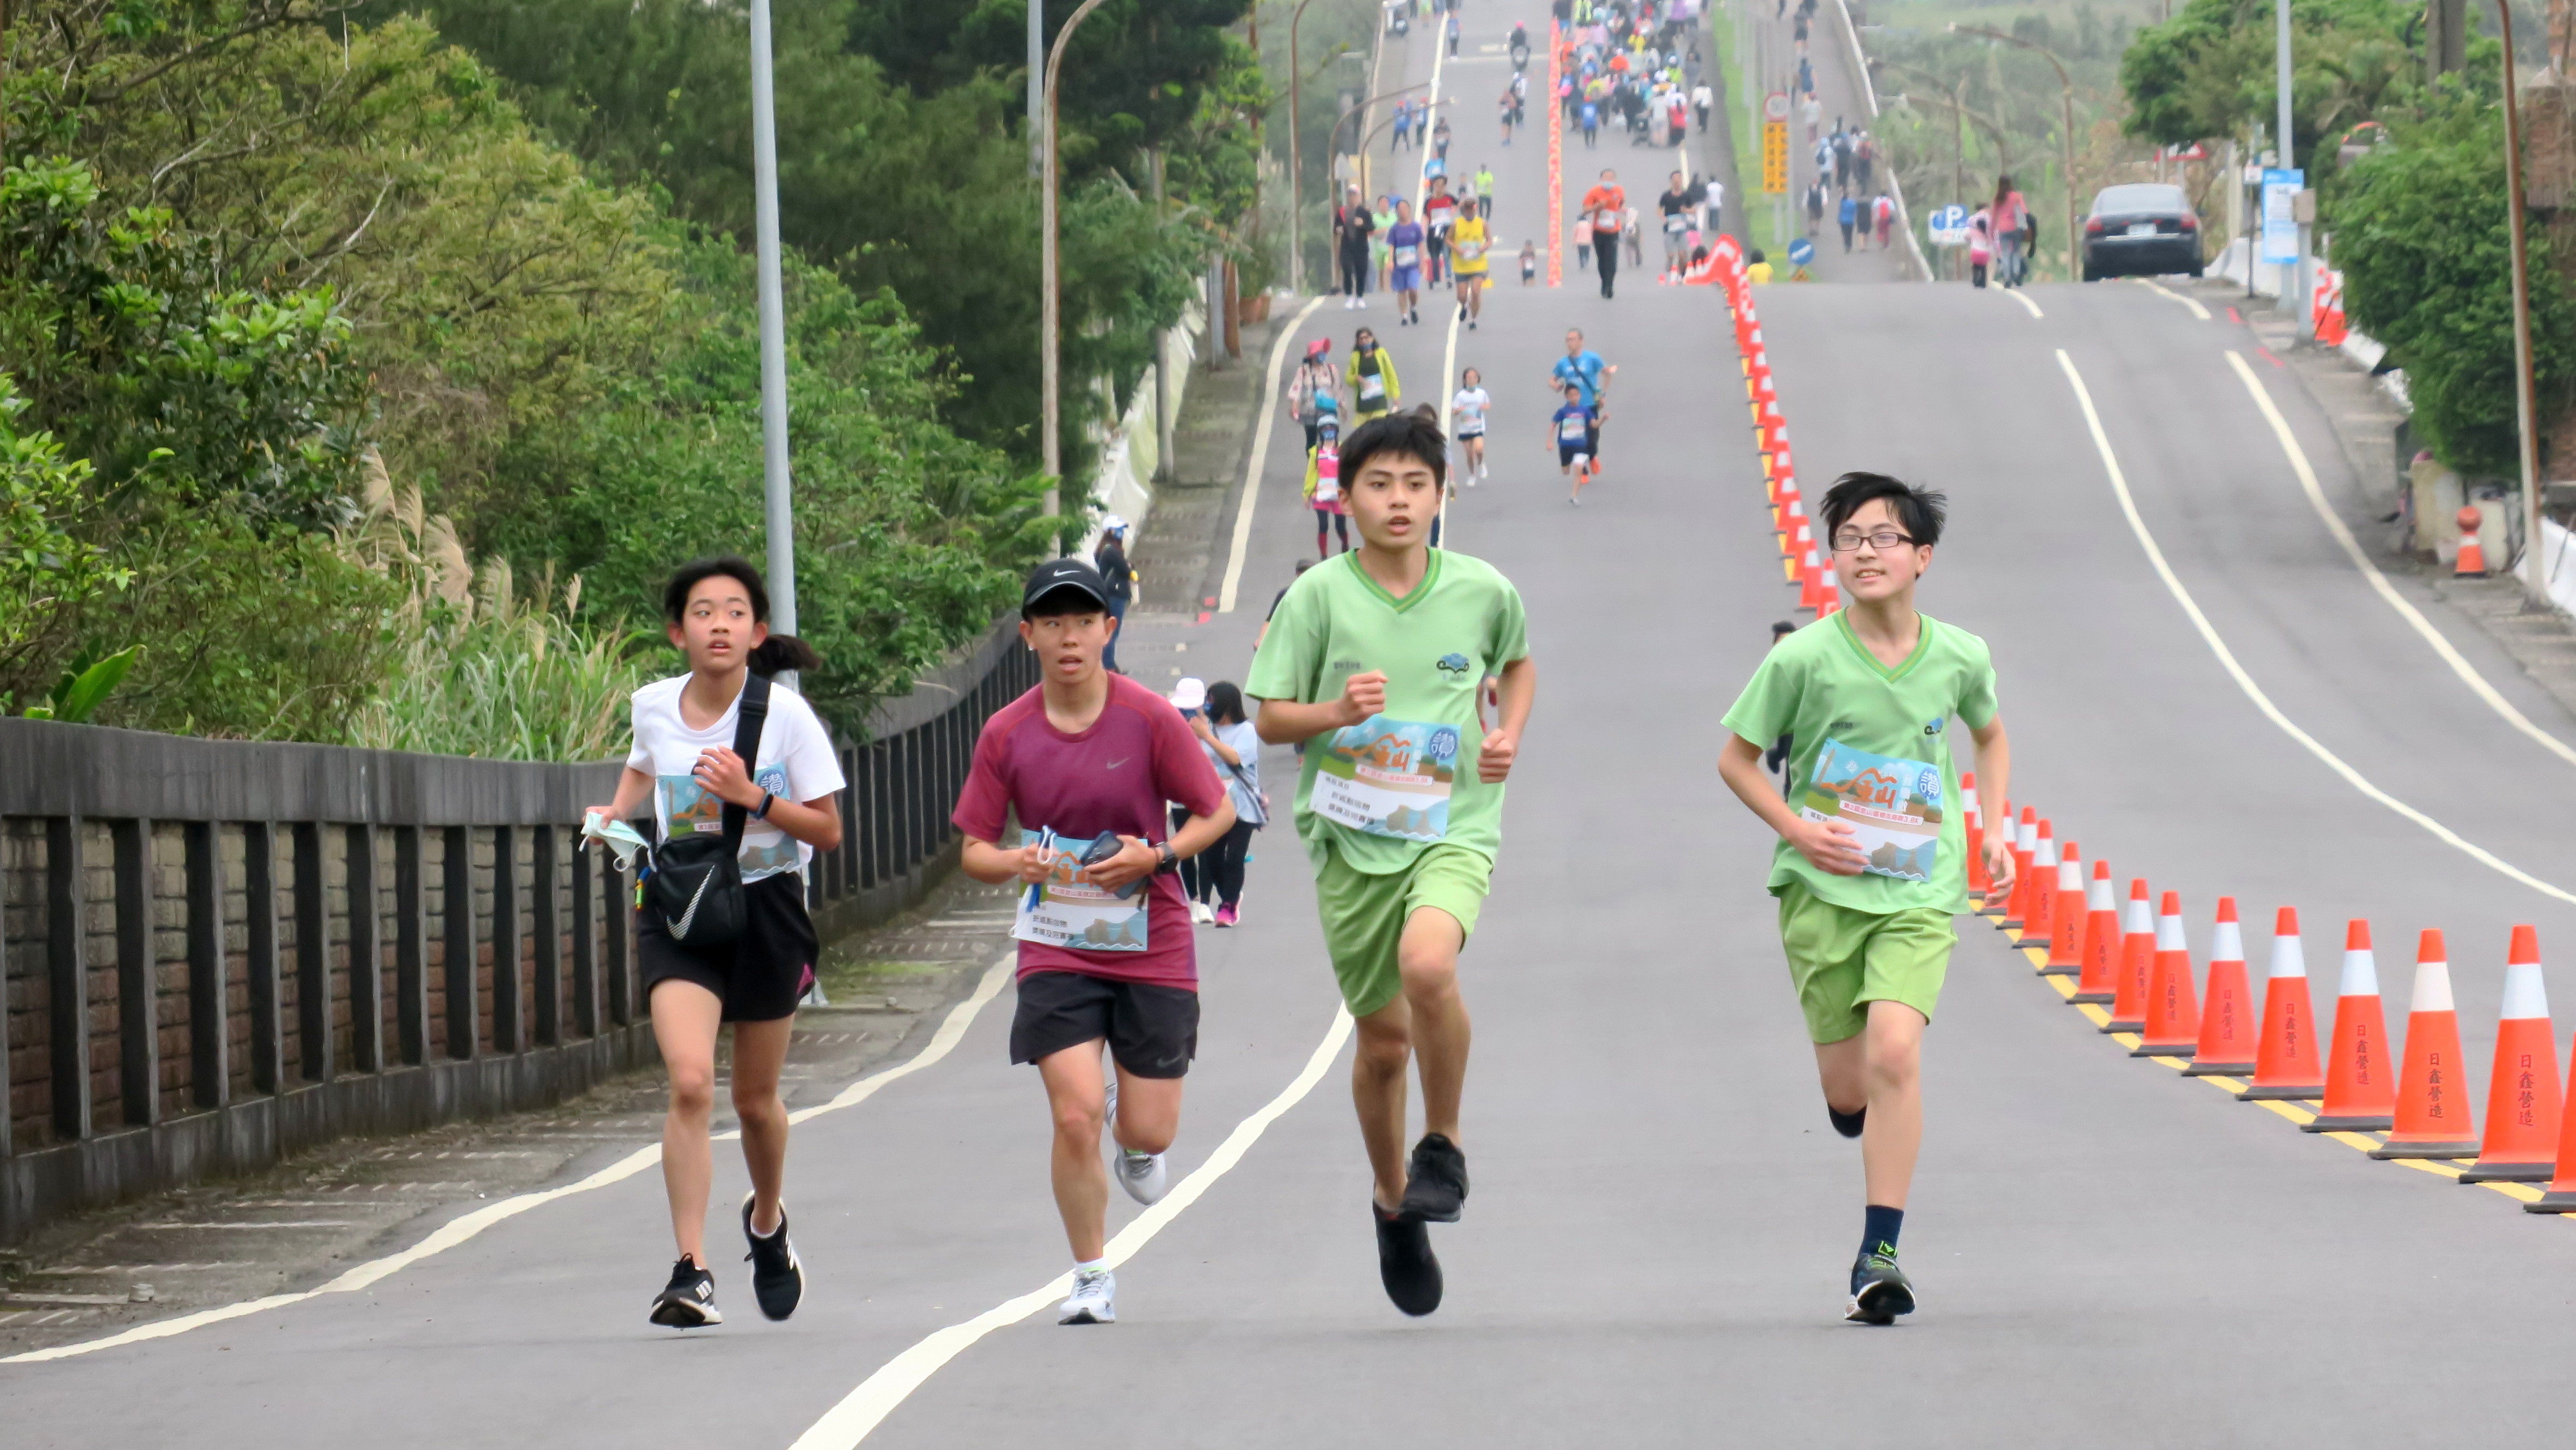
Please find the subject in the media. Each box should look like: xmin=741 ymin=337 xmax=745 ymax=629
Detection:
xmin=647 ymin=672 xmax=771 ymax=946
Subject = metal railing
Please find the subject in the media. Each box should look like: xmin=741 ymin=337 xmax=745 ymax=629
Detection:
xmin=1 ymin=622 xmax=1035 ymax=1243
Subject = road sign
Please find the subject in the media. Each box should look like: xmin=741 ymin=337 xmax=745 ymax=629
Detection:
xmin=1762 ymin=119 xmax=1789 ymax=194
xmin=2260 ymin=167 xmax=2302 ymax=264
xmin=1926 ymin=204 xmax=1970 ymax=246
xmin=1763 ymin=90 xmax=1791 ymax=123
xmin=1786 ymin=237 xmax=1815 ymax=267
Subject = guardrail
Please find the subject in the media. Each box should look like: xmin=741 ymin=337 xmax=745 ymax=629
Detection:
xmin=1827 ymin=0 xmax=1933 ymax=282
xmin=1 ymin=623 xmax=1035 ymax=1243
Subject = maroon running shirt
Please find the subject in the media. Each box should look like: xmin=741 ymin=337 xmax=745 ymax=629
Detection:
xmin=952 ymin=673 xmax=1227 ymax=989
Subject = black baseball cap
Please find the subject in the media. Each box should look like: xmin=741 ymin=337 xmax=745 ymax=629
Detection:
xmin=1022 ymin=557 xmax=1112 ymax=616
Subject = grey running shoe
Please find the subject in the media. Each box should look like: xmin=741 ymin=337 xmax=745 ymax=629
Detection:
xmin=1845 ymin=1249 xmax=1917 ymax=1325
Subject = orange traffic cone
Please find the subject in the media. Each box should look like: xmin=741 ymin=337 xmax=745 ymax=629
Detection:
xmin=2303 ymin=919 xmax=2396 ymax=1133
xmin=1816 ymin=565 xmax=1841 ymax=619
xmin=2133 ymin=890 xmax=2202 ymax=1057
xmin=2525 ymin=1049 xmax=2576 ymax=1212
xmin=2369 ymin=929 xmax=2480 ymax=1159
xmin=2238 ymin=907 xmax=2327 ymax=1100
xmin=2461 ymin=925 xmax=2564 ymax=1183
xmin=2101 ymin=879 xmax=2154 ymax=1033
xmin=2183 ymin=897 xmax=2258 ymax=1076
xmin=1961 ymin=773 xmax=1990 ymax=899
xmin=2453 ymin=505 xmax=2488 ymax=578
xmin=2042 ymin=840 xmax=2085 ymax=974
xmin=2020 ymin=821 xmax=2058 ymax=944
xmin=2000 ymin=807 xmax=2038 ymax=929
xmin=2071 ymin=861 xmax=2120 ymax=1004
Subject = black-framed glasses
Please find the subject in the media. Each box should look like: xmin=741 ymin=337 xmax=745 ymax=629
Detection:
xmin=1830 ymin=529 xmax=1916 ymax=552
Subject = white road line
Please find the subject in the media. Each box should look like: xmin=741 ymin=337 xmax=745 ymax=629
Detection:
xmin=2055 ymin=349 xmax=2576 ymax=907
xmin=2224 ymin=349 xmax=2576 ymax=770
xmin=2133 ymin=276 xmax=2210 ymax=320
xmin=2003 ymin=287 xmax=2044 ymax=319
xmin=1217 ymin=295 xmax=1329 ymax=613
xmin=4 ymin=954 xmax=1018 ymax=1366
xmin=786 ymin=1005 xmax=1357 ymax=1450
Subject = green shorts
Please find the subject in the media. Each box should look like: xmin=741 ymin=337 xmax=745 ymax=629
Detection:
xmin=1314 ymin=842 xmax=1492 ymax=1018
xmin=1776 ymin=880 xmax=1955 ymax=1043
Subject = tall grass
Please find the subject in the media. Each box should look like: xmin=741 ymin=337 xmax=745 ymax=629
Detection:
xmin=342 ymin=453 xmax=652 ymax=762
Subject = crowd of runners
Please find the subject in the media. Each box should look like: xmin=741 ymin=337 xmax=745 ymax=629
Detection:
xmin=584 ymin=0 xmax=2011 ymax=1347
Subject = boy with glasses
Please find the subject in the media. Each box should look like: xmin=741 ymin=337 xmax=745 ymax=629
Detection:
xmin=1713 ymin=473 xmax=2015 ymax=1325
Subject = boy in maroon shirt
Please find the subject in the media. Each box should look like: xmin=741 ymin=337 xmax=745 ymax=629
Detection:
xmin=953 ymin=557 xmax=1235 ymax=1326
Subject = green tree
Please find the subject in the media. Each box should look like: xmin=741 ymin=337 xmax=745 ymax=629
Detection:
xmin=2334 ymin=98 xmax=2576 ymax=478
xmin=2120 ymin=0 xmax=2431 ymax=183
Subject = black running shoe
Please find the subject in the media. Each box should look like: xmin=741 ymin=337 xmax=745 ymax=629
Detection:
xmin=648 ymin=1257 xmax=722 ymax=1328
xmin=1373 ymin=1202 xmax=1443 ymax=1316
xmin=1399 ymin=1133 xmax=1469 ymax=1223
xmin=1828 ymin=1105 xmax=1867 ymax=1139
xmin=741 ymin=1193 xmax=805 ymax=1321
xmin=1845 ymin=1249 xmax=1916 ymax=1326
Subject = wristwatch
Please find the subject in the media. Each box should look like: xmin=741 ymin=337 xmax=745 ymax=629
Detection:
xmin=753 ymin=791 xmax=774 ymax=821
xmin=1153 ymin=842 xmax=1179 ymax=874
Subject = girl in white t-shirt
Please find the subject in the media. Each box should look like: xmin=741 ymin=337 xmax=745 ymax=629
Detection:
xmin=584 ymin=557 xmax=846 ymax=1331
xmin=1450 ymin=367 xmax=1492 ymax=484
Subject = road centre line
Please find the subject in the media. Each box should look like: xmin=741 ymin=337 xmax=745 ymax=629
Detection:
xmin=786 ymin=1005 xmax=1357 ymax=1449
xmin=2052 ymin=349 xmax=2576 ymax=908
xmin=2132 ymin=277 xmax=2210 ymax=320
xmin=4 ymin=955 xmax=1018 ymax=1366
xmin=2222 ymin=349 xmax=2576 ymax=771
xmin=1218 ymin=294 xmax=1329 ymax=613
xmin=2001 ymin=288 xmax=2043 ymax=320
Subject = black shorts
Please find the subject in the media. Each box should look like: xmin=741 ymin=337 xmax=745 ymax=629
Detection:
xmin=1009 ymin=970 xmax=1199 ymax=1078
xmin=637 ymin=872 xmax=816 ymax=1022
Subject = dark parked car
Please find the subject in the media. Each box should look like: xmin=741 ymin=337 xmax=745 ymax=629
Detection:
xmin=2081 ymin=183 xmax=2203 ymax=281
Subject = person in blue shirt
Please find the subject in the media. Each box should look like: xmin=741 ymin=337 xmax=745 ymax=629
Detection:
xmin=1580 ymin=98 xmax=1599 ymax=149
xmin=1547 ymin=382 xmax=1600 ymax=506
xmin=1839 ymin=192 xmax=1859 ymax=253
xmin=1385 ymin=200 xmax=1426 ymax=327
xmin=1546 ymin=327 xmax=1616 ymax=473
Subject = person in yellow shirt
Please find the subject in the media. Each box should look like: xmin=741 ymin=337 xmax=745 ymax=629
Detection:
xmin=1746 ymin=246 xmax=1775 ymax=284
xmin=1448 ymin=198 xmax=1491 ymax=330
xmin=1346 ymin=328 xmax=1400 ymax=420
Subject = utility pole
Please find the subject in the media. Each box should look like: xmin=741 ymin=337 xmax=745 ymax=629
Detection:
xmin=1288 ymin=0 xmax=1322 ymax=295
xmin=1029 ymin=0 xmax=1045 ymax=176
xmin=748 ymin=0 xmax=798 ymax=641
xmin=2492 ymin=0 xmax=2544 ymax=600
xmin=1041 ymin=0 xmax=1115 ymax=529
xmin=2276 ymin=0 xmax=2310 ymax=329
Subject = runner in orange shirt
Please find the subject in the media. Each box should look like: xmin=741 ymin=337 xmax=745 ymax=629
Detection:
xmin=1577 ymin=169 xmax=1627 ymax=299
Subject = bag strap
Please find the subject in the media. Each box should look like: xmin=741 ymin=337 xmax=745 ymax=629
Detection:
xmin=720 ymin=672 xmax=774 ymax=857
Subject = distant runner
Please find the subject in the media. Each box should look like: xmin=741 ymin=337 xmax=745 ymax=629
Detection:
xmin=1548 ymin=381 xmax=1598 ymax=505
xmin=1451 ymin=366 xmax=1491 ymax=484
xmin=1348 ymin=326 xmax=1400 ymax=420
xmin=1386 ymin=200 xmax=1425 ymax=327
xmin=1579 ymin=169 xmax=1626 ymax=298
xmin=1449 ymin=197 xmax=1491 ymax=329
xmin=1547 ymin=328 xmax=1615 ymax=472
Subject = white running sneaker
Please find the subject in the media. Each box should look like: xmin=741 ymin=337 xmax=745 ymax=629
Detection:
xmin=1058 ymin=1267 xmax=1117 ymax=1325
xmin=1115 ymin=1147 xmax=1169 ymax=1205
xmin=1190 ymin=899 xmax=1216 ymax=925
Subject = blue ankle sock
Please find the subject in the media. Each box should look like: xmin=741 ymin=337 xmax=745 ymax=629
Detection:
xmin=1862 ymin=1204 xmax=1904 ymax=1260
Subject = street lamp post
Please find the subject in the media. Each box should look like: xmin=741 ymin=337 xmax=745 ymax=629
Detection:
xmin=1040 ymin=0 xmax=1114 ymax=528
xmin=1288 ymin=0 xmax=1321 ymax=295
xmin=748 ymin=0 xmax=797 ymax=639
xmin=2492 ymin=0 xmax=2544 ymax=600
xmin=1951 ymin=25 xmax=2079 ymax=281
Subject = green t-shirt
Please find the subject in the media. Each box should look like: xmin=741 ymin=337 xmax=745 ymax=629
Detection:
xmin=1719 ymin=611 xmax=1999 ymax=915
xmin=1245 ymin=549 xmax=1530 ymax=874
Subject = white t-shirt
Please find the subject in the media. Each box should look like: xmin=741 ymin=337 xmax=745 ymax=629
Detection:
xmin=625 ymin=673 xmax=847 ymax=883
xmin=1451 ymin=387 xmax=1491 ymax=436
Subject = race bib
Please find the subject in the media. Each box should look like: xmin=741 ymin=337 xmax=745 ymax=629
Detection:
xmin=1799 ymin=739 xmax=1944 ymax=882
xmin=1011 ymin=828 xmax=1149 ymax=952
xmin=1358 ymin=371 xmax=1386 ymax=401
xmin=1394 ymin=245 xmax=1421 ymax=267
xmin=1664 ymin=213 xmax=1688 ymax=233
xmin=1594 ymin=209 xmax=1620 ymax=231
xmin=1457 ymin=237 xmax=1487 ymax=261
xmin=1313 ymin=460 xmax=1341 ymax=503
xmin=1315 ymin=717 xmax=1459 ymax=842
xmin=1557 ymin=413 xmax=1589 ymax=442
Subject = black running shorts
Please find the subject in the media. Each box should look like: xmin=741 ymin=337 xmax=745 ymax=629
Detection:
xmin=638 ymin=872 xmax=817 ymax=1023
xmin=1009 ymin=970 xmax=1199 ymax=1078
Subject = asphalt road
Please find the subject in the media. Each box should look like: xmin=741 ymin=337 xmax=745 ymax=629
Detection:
xmin=9 ymin=8 xmax=2576 ymax=1446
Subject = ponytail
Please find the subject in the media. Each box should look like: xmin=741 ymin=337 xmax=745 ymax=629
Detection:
xmin=748 ymin=634 xmax=823 ymax=678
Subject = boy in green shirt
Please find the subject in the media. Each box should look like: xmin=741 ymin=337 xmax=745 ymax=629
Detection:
xmin=1717 ymin=472 xmax=2015 ymax=1326
xmin=1247 ymin=411 xmax=1537 ymax=1319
